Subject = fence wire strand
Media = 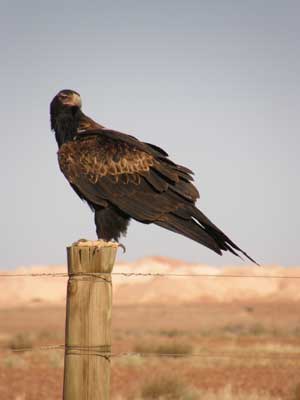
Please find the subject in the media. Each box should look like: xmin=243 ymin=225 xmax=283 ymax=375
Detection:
xmin=2 ymin=345 xmax=300 ymax=361
xmin=1 ymin=271 xmax=300 ymax=279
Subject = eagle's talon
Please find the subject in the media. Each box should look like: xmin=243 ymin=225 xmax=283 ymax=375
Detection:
xmin=117 ymin=243 xmax=126 ymax=253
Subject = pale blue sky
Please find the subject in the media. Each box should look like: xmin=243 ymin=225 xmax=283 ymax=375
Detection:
xmin=1 ymin=1 xmax=299 ymax=268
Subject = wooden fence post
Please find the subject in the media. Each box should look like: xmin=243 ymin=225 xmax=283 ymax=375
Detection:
xmin=63 ymin=243 xmax=117 ymax=400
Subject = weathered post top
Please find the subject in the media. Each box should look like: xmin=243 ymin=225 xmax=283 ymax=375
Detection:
xmin=67 ymin=241 xmax=118 ymax=275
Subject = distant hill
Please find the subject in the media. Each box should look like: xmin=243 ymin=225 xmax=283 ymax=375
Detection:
xmin=1 ymin=257 xmax=299 ymax=308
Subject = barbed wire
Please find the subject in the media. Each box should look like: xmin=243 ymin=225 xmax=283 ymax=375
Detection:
xmin=2 ymin=345 xmax=300 ymax=361
xmin=0 ymin=271 xmax=300 ymax=279
xmin=8 ymin=345 xmax=65 ymax=352
xmin=113 ymin=352 xmax=300 ymax=361
xmin=0 ymin=272 xmax=68 ymax=278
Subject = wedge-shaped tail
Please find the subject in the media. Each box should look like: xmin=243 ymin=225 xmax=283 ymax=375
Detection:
xmin=156 ymin=206 xmax=258 ymax=265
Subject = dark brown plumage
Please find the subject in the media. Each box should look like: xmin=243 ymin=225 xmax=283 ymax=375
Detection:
xmin=50 ymin=89 xmax=257 ymax=264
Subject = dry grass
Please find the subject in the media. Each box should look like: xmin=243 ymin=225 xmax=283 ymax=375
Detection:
xmin=8 ymin=333 xmax=33 ymax=350
xmin=47 ymin=350 xmax=64 ymax=368
xmin=292 ymin=383 xmax=300 ymax=400
xmin=134 ymin=341 xmax=193 ymax=356
xmin=159 ymin=329 xmax=187 ymax=338
xmin=2 ymin=354 xmax=28 ymax=369
xmin=115 ymin=354 xmax=145 ymax=368
xmin=140 ymin=375 xmax=198 ymax=400
xmin=196 ymin=385 xmax=283 ymax=400
xmin=221 ymin=323 xmax=274 ymax=337
xmin=132 ymin=382 xmax=284 ymax=400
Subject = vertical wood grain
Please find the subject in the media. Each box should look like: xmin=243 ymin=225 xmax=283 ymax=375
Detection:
xmin=63 ymin=244 xmax=117 ymax=400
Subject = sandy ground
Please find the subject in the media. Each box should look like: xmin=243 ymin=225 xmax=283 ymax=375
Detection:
xmin=0 ymin=258 xmax=300 ymax=399
xmin=1 ymin=302 xmax=300 ymax=399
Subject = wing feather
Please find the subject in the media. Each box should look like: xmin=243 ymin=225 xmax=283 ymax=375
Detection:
xmin=58 ymin=131 xmax=199 ymax=223
xmin=57 ymin=125 xmax=256 ymax=263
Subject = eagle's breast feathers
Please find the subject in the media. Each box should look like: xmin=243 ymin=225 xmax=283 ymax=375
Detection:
xmin=58 ymin=136 xmax=157 ymax=186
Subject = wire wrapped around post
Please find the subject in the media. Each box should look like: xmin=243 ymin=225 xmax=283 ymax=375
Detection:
xmin=63 ymin=243 xmax=118 ymax=400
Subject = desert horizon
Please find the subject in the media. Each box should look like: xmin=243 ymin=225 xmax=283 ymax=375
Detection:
xmin=1 ymin=256 xmax=300 ymax=309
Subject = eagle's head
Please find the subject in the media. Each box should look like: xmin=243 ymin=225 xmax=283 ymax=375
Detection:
xmin=57 ymin=89 xmax=82 ymax=108
xmin=50 ymin=89 xmax=82 ymax=146
xmin=50 ymin=89 xmax=82 ymax=116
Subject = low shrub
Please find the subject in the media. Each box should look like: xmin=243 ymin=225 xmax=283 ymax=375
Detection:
xmin=292 ymin=382 xmax=300 ymax=400
xmin=9 ymin=333 xmax=33 ymax=350
xmin=134 ymin=341 xmax=193 ymax=356
xmin=141 ymin=375 xmax=198 ymax=400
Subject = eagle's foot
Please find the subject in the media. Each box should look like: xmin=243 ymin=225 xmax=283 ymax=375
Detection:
xmin=73 ymin=238 xmax=89 ymax=245
xmin=109 ymin=239 xmax=126 ymax=253
xmin=72 ymin=239 xmax=120 ymax=250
